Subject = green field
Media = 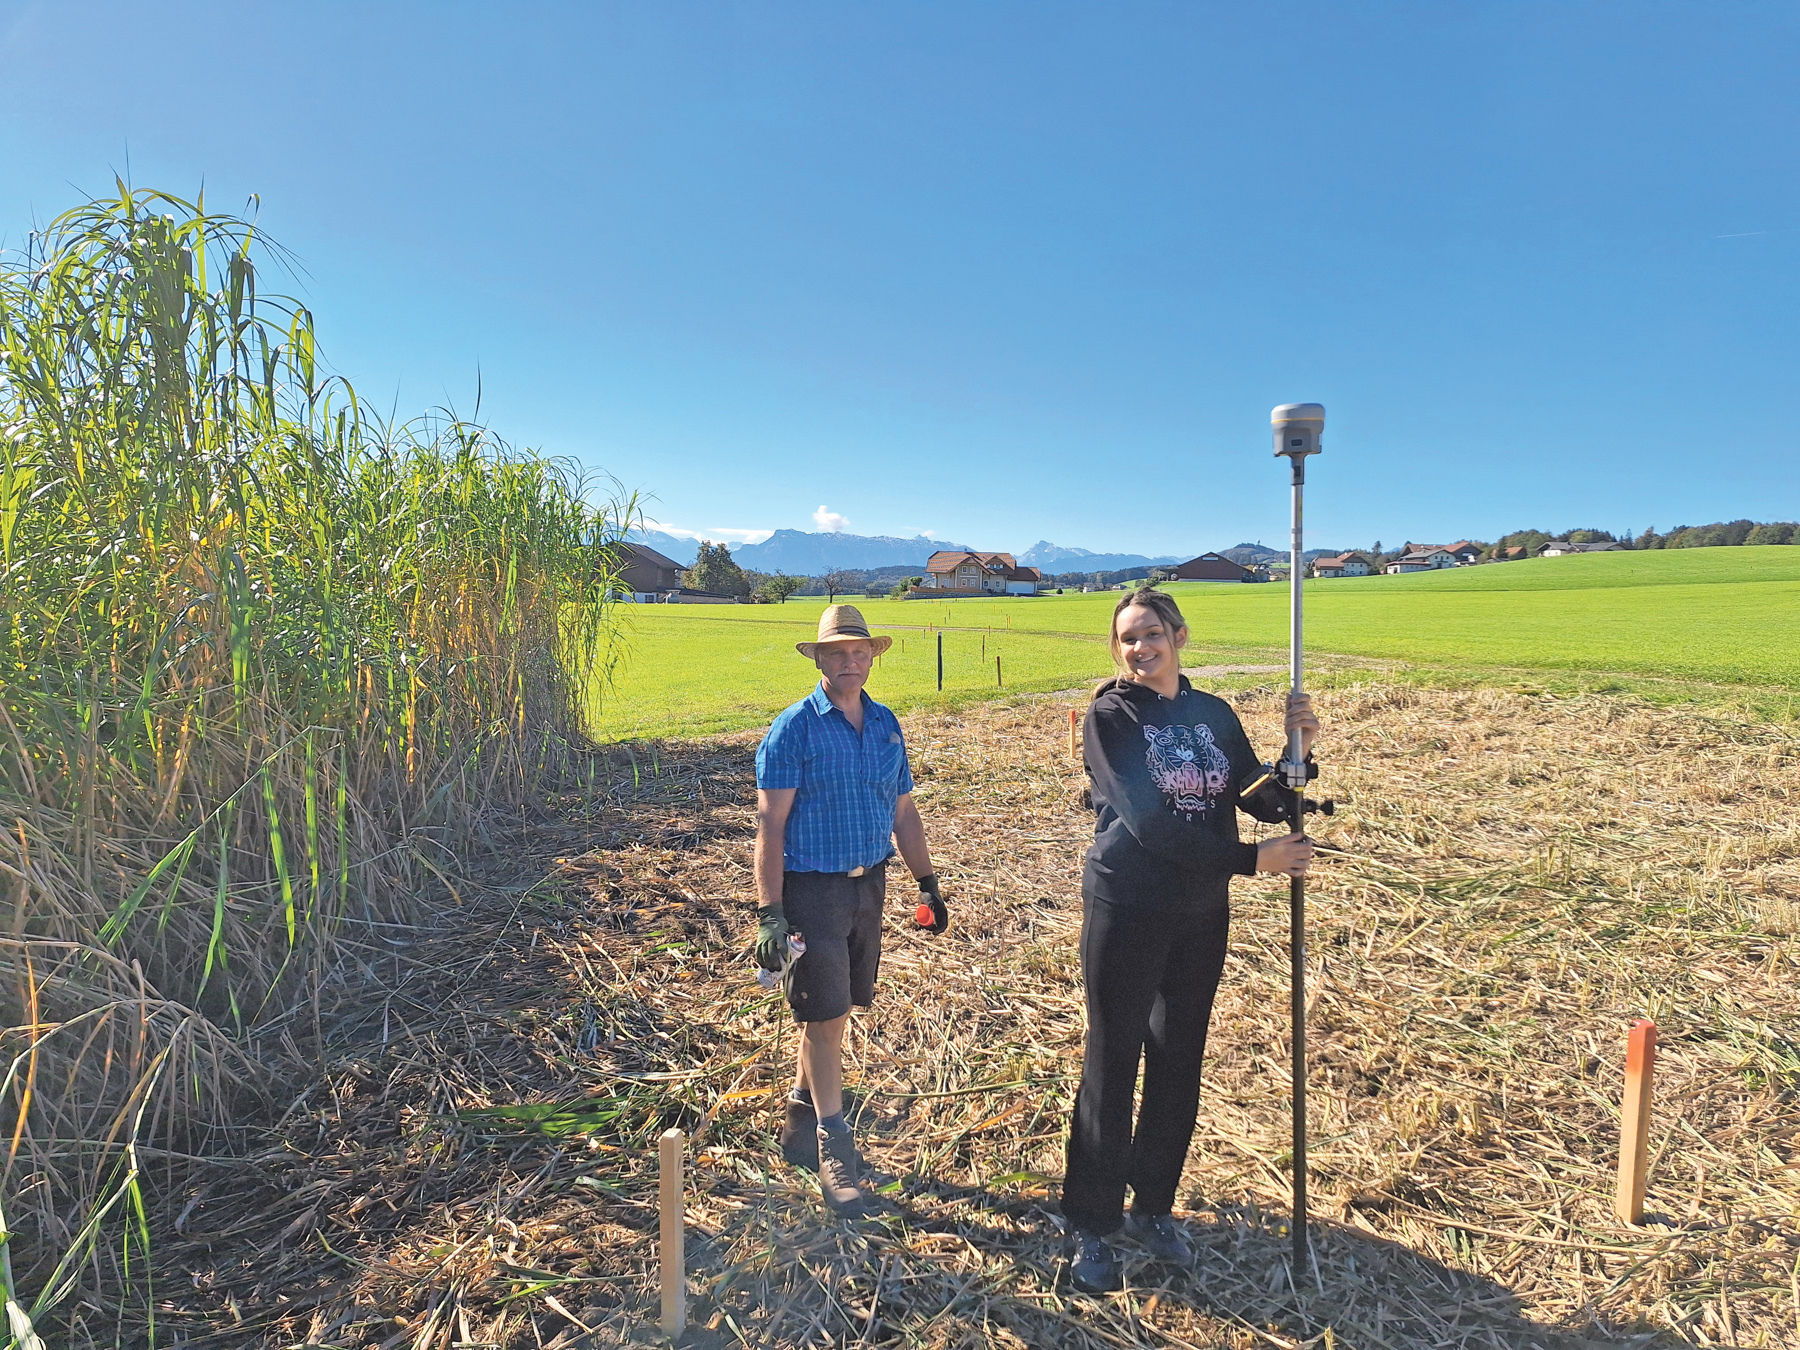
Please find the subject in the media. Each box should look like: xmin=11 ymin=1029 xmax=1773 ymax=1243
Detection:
xmin=590 ymin=547 xmax=1800 ymax=738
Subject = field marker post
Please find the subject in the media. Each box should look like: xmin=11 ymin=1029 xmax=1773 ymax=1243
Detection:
xmin=1614 ymin=1019 xmax=1658 ymax=1224
xmin=936 ymin=633 xmax=943 ymax=691
xmin=1068 ymin=708 xmax=1079 ymax=759
xmin=659 ymin=1128 xmax=687 ymax=1335
xmin=1272 ymin=401 xmax=1324 ymax=1271
xmin=996 ymin=655 xmax=1002 ymax=688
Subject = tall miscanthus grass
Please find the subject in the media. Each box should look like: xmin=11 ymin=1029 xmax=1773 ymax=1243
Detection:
xmin=0 ymin=184 xmax=631 ymax=1336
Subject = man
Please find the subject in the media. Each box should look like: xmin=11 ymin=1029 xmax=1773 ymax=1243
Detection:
xmin=753 ymin=604 xmax=949 ymax=1217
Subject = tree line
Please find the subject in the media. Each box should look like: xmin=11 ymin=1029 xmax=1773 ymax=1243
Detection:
xmin=1341 ymin=519 xmax=1796 ymax=568
xmin=1484 ymin=519 xmax=1796 ymax=557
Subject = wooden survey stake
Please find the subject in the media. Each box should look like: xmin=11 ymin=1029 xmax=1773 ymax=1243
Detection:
xmin=1614 ymin=1019 xmax=1657 ymax=1224
xmin=659 ymin=1128 xmax=686 ymax=1335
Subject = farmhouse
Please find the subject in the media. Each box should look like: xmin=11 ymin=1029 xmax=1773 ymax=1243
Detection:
xmin=1539 ymin=540 xmax=1621 ymax=556
xmin=919 ymin=550 xmax=1043 ymax=596
xmin=1312 ymin=552 xmax=1372 ymax=578
xmin=611 ymin=541 xmax=685 ymax=602
xmin=1168 ymin=552 xmax=1261 ymax=582
xmin=1404 ymin=540 xmax=1483 ymax=565
xmin=1384 ymin=547 xmax=1458 ymax=574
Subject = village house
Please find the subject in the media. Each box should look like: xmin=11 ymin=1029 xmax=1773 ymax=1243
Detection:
xmin=1403 ymin=540 xmax=1483 ymax=565
xmin=1495 ymin=545 xmax=1529 ymax=561
xmin=1311 ymin=552 xmax=1372 ymax=578
xmin=611 ymin=541 xmax=685 ymax=602
xmin=1538 ymin=540 xmax=1621 ymax=556
xmin=918 ymin=550 xmax=1043 ymax=596
xmin=1166 ymin=552 xmax=1261 ymax=582
xmin=1384 ymin=547 xmax=1459 ymax=574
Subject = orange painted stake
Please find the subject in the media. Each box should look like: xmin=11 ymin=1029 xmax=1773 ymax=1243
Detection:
xmin=1614 ymin=1019 xmax=1657 ymax=1223
xmin=1068 ymin=708 xmax=1079 ymax=758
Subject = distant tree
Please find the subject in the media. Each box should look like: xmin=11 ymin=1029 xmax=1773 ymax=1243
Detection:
xmin=822 ymin=569 xmax=854 ymax=602
xmin=683 ymin=540 xmax=750 ymax=598
xmin=1089 ymin=572 xmax=1106 ymax=591
xmin=890 ymin=575 xmax=923 ymax=599
xmin=1746 ymin=522 xmax=1796 ymax=545
xmin=1496 ymin=528 xmax=1553 ymax=557
xmin=755 ymin=572 xmax=803 ymax=603
xmin=1667 ymin=524 xmax=1717 ymax=548
xmin=1635 ymin=526 xmax=1663 ymax=550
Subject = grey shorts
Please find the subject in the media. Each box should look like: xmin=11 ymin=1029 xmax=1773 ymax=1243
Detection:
xmin=782 ymin=866 xmax=887 ymax=1022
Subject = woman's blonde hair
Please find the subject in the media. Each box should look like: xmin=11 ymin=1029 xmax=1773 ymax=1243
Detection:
xmin=1106 ymin=586 xmax=1188 ymax=676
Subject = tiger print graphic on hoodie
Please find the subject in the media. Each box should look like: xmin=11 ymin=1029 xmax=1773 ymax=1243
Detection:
xmin=1081 ymin=675 xmax=1289 ymax=907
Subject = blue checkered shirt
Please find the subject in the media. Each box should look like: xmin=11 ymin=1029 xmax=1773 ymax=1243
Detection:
xmin=756 ymin=684 xmax=915 ymax=873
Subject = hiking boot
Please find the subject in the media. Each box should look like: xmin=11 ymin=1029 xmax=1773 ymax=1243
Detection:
xmin=1068 ymin=1229 xmax=1122 ymax=1294
xmin=817 ymin=1125 xmax=867 ymax=1217
xmin=1124 ymin=1211 xmax=1194 ymax=1268
xmin=779 ymin=1093 xmax=819 ymax=1170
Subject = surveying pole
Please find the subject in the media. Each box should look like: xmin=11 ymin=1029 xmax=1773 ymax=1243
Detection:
xmin=1272 ymin=402 xmax=1323 ymax=1269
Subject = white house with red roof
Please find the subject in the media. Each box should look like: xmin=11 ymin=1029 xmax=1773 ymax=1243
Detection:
xmin=919 ymin=550 xmax=1043 ymax=595
xmin=1404 ymin=540 xmax=1483 ymax=564
xmin=1383 ymin=547 xmax=1459 ymax=574
xmin=1311 ymin=552 xmax=1372 ymax=578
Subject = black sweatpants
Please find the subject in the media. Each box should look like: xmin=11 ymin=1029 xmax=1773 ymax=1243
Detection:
xmin=1061 ymin=891 xmax=1231 ymax=1235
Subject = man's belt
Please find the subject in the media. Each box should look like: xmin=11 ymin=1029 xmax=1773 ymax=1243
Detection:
xmin=788 ymin=860 xmax=888 ymax=879
xmin=830 ymin=860 xmax=886 ymax=878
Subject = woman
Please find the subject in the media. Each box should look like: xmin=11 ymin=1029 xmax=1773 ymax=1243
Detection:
xmin=1062 ymin=587 xmax=1318 ymax=1293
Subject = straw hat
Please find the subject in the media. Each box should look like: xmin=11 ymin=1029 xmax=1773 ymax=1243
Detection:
xmin=796 ymin=604 xmax=893 ymax=659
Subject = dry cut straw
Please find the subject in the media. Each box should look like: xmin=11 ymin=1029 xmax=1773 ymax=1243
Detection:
xmin=139 ymin=680 xmax=1797 ymax=1348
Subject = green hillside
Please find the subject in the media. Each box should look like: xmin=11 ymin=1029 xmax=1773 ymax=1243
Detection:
xmin=1335 ymin=546 xmax=1800 ymax=591
xmin=590 ymin=548 xmax=1800 ymax=737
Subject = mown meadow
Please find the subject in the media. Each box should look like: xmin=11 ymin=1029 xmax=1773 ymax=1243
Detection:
xmin=593 ymin=547 xmax=1800 ymax=739
xmin=0 ymin=187 xmax=630 ymax=1340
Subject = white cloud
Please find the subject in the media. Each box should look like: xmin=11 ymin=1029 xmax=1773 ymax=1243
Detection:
xmin=642 ymin=519 xmax=773 ymax=545
xmin=814 ymin=504 xmax=850 ymax=533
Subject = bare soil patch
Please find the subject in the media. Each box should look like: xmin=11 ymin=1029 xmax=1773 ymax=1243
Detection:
xmin=154 ymin=684 xmax=1799 ymax=1348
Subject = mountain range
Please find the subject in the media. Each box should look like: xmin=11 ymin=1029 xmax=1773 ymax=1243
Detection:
xmin=1017 ymin=540 xmax=1184 ymax=572
xmin=626 ymin=529 xmax=1339 ymax=576
xmin=628 ymin=528 xmax=973 ymax=573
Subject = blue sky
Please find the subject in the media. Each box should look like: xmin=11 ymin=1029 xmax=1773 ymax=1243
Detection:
xmin=4 ymin=2 xmax=1796 ymax=555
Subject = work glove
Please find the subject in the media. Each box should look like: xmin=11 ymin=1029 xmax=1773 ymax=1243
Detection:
xmin=914 ymin=874 xmax=950 ymax=935
xmin=755 ymin=903 xmax=791 ymax=971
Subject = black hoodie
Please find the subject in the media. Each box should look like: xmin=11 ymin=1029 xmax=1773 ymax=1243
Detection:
xmin=1082 ymin=675 xmax=1289 ymax=907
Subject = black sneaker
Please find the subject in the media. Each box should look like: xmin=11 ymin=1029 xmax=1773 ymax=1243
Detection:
xmin=779 ymin=1094 xmax=819 ymax=1170
xmin=1124 ymin=1211 xmax=1194 ymax=1268
xmin=1068 ymin=1230 xmax=1122 ymax=1294
xmin=817 ymin=1126 xmax=867 ymax=1217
